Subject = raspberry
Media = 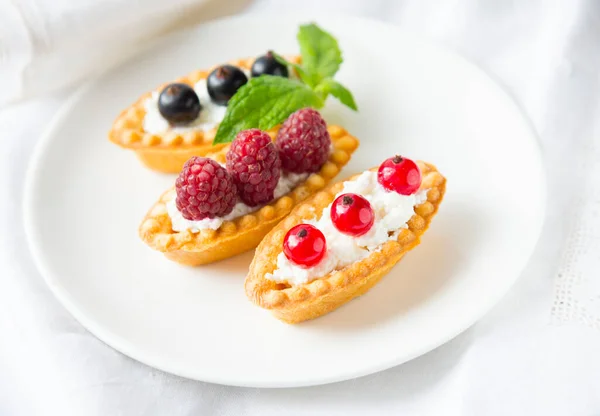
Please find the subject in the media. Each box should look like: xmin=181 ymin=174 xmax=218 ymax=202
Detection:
xmin=226 ymin=129 xmax=281 ymax=206
xmin=175 ymin=157 xmax=237 ymax=220
xmin=276 ymin=108 xmax=331 ymax=173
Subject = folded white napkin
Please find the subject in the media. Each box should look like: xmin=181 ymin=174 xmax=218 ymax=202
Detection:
xmin=0 ymin=0 xmax=250 ymax=106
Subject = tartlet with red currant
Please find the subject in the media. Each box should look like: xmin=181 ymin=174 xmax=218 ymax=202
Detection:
xmin=139 ymin=109 xmax=359 ymax=265
xmin=245 ymin=156 xmax=446 ymax=323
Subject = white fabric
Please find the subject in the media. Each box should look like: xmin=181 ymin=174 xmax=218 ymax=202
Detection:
xmin=1 ymin=0 xmax=600 ymax=415
xmin=0 ymin=0 xmax=246 ymax=105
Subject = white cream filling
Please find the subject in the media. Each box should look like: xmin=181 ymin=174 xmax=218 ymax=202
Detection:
xmin=167 ymin=172 xmax=309 ymax=232
xmin=266 ymin=170 xmax=428 ymax=285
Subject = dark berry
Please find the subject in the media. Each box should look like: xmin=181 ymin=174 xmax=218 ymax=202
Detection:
xmin=207 ymin=65 xmax=248 ymax=105
xmin=283 ymin=224 xmax=327 ymax=267
xmin=330 ymin=193 xmax=374 ymax=237
xmin=276 ymin=108 xmax=331 ymax=173
xmin=158 ymin=83 xmax=201 ymax=125
xmin=175 ymin=157 xmax=237 ymax=220
xmin=377 ymin=156 xmax=422 ymax=195
xmin=226 ymin=129 xmax=281 ymax=206
xmin=251 ymin=51 xmax=289 ymax=78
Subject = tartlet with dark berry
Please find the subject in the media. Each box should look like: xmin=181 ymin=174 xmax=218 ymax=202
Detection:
xmin=109 ymin=55 xmax=301 ymax=173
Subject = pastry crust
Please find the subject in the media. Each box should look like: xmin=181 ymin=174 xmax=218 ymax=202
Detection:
xmin=109 ymin=56 xmax=301 ymax=173
xmin=245 ymin=162 xmax=446 ymax=323
xmin=139 ymin=125 xmax=359 ymax=265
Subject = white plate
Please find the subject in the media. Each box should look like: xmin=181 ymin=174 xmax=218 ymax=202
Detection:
xmin=24 ymin=15 xmax=545 ymax=387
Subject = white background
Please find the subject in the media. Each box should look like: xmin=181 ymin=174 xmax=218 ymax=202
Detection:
xmin=1 ymin=0 xmax=600 ymax=415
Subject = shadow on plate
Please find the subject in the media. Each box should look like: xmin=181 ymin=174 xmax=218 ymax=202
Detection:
xmin=303 ymin=202 xmax=486 ymax=331
xmin=205 ymin=250 xmax=256 ymax=276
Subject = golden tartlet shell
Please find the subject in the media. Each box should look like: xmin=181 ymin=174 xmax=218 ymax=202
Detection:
xmin=245 ymin=161 xmax=446 ymax=324
xmin=109 ymin=56 xmax=300 ymax=173
xmin=139 ymin=126 xmax=359 ymax=265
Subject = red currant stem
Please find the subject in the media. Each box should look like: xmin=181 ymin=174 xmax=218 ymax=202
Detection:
xmin=297 ymin=228 xmax=308 ymax=238
xmin=342 ymin=195 xmax=354 ymax=205
xmin=393 ymin=155 xmax=404 ymax=164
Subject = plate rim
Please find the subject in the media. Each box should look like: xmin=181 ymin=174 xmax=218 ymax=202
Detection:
xmin=23 ymin=14 xmax=547 ymax=388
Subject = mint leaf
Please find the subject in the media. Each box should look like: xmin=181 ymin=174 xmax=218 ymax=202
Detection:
xmin=297 ymin=23 xmax=342 ymax=82
xmin=316 ymin=79 xmax=358 ymax=111
xmin=213 ymin=76 xmax=324 ymax=144
xmin=271 ymin=52 xmax=318 ymax=87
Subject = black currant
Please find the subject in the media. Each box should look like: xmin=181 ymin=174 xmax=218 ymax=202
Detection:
xmin=251 ymin=51 xmax=289 ymax=78
xmin=158 ymin=83 xmax=201 ymax=125
xmin=207 ymin=65 xmax=248 ymax=106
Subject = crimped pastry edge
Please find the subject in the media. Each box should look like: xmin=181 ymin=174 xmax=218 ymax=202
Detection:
xmin=108 ymin=56 xmax=301 ymax=150
xmin=244 ymin=161 xmax=446 ymax=321
xmin=138 ymin=126 xmax=360 ymax=262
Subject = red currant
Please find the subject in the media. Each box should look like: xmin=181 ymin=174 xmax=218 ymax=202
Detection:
xmin=330 ymin=193 xmax=374 ymax=237
xmin=283 ymin=224 xmax=326 ymax=267
xmin=377 ymin=155 xmax=421 ymax=195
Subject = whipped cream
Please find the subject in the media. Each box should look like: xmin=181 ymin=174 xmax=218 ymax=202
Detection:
xmin=266 ymin=171 xmax=428 ymax=285
xmin=167 ymin=172 xmax=309 ymax=232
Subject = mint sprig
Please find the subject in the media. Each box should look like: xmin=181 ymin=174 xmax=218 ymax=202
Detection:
xmin=213 ymin=23 xmax=357 ymax=145
xmin=212 ymin=76 xmax=323 ymax=145
xmin=296 ymin=23 xmax=342 ymax=83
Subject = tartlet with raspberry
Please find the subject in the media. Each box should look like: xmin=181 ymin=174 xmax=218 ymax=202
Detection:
xmin=245 ymin=156 xmax=446 ymax=323
xmin=139 ymin=109 xmax=359 ymax=265
xmin=109 ymin=55 xmax=301 ymax=173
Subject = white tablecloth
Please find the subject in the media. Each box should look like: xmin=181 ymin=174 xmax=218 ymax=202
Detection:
xmin=1 ymin=1 xmax=600 ymax=415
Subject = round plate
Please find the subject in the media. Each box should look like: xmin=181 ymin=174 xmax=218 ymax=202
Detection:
xmin=24 ymin=16 xmax=545 ymax=387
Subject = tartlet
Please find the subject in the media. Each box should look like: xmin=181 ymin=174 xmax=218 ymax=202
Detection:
xmin=109 ymin=56 xmax=300 ymax=173
xmin=139 ymin=125 xmax=359 ymax=265
xmin=245 ymin=161 xmax=446 ymax=323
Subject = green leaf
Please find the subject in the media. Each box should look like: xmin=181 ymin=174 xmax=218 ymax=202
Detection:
xmin=297 ymin=23 xmax=342 ymax=82
xmin=271 ymin=52 xmax=318 ymax=87
xmin=316 ymin=79 xmax=358 ymax=111
xmin=213 ymin=76 xmax=324 ymax=144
